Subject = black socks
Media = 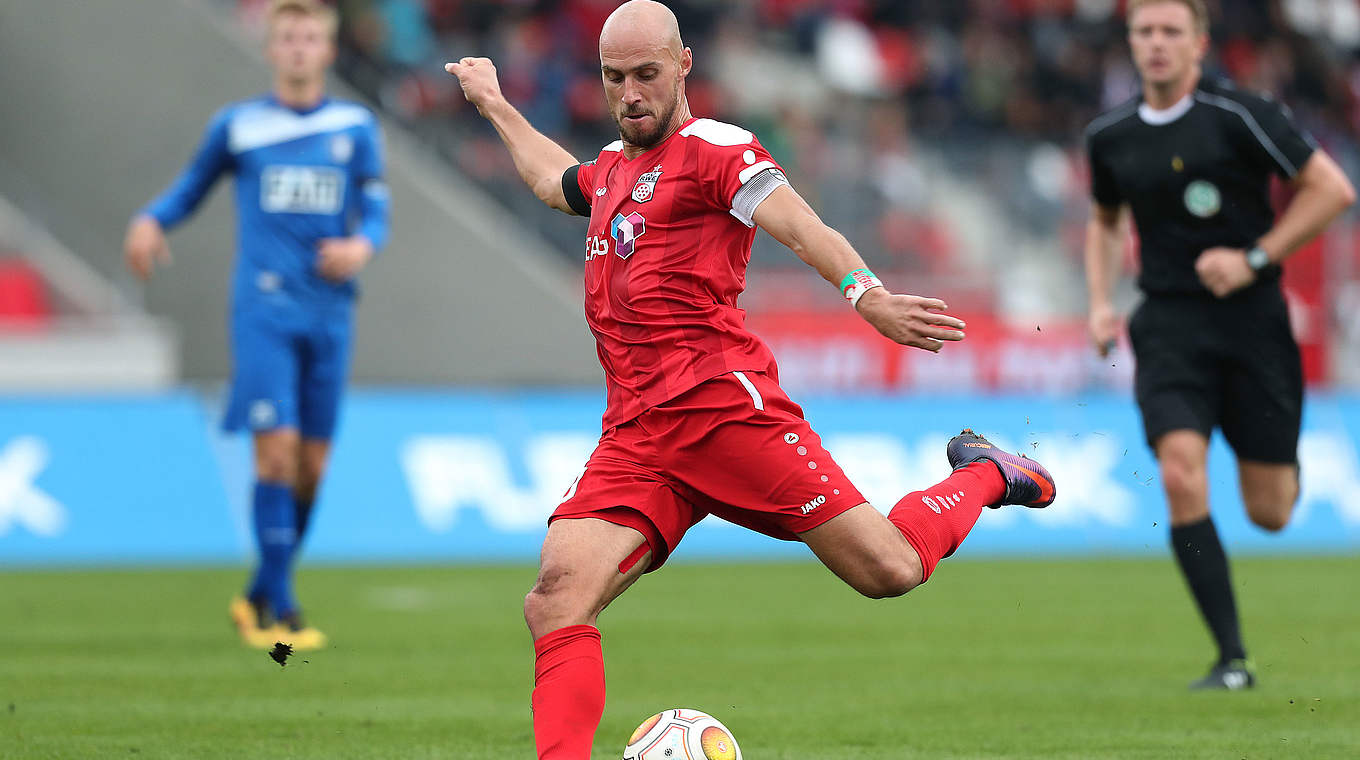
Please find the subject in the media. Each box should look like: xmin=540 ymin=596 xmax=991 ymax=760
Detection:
xmin=1170 ymin=516 xmax=1247 ymax=663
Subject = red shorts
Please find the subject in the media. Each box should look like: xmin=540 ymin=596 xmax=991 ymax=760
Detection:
xmin=551 ymin=371 xmax=865 ymax=571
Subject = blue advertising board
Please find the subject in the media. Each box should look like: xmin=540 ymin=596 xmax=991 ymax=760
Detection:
xmin=2 ymin=390 xmax=1359 ymax=565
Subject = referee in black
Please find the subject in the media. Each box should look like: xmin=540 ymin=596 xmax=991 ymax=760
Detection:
xmin=1084 ymin=0 xmax=1355 ymax=690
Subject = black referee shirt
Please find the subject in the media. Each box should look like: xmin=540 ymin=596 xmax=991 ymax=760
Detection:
xmin=1085 ymin=77 xmax=1317 ymax=295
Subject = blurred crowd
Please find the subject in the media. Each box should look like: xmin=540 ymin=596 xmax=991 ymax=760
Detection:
xmin=232 ymin=0 xmax=1360 ymax=311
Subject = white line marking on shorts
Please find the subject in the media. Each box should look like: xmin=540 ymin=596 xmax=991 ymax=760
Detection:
xmin=732 ymin=371 xmax=764 ymax=411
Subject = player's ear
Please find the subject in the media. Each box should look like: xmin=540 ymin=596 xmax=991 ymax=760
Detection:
xmin=678 ymin=47 xmax=692 ymax=79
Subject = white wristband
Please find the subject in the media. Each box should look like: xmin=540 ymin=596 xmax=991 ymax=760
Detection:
xmin=841 ymin=268 xmax=884 ymax=309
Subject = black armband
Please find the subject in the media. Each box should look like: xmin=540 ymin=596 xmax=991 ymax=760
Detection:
xmin=562 ymin=165 xmax=592 ymax=216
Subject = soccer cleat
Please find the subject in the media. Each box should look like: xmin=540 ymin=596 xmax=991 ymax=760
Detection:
xmin=229 ymin=595 xmax=276 ymax=648
xmin=1189 ymin=659 xmax=1256 ymax=691
xmin=267 ymin=614 xmax=328 ymax=651
xmin=946 ymin=429 xmax=1056 ymax=508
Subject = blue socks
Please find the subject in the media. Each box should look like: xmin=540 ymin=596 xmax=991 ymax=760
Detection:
xmin=246 ymin=481 xmax=299 ymax=620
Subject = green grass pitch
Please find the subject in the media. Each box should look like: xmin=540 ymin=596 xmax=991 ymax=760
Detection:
xmin=2 ymin=557 xmax=1357 ymax=759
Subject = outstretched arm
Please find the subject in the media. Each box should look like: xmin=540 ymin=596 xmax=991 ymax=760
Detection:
xmin=753 ymin=184 xmax=966 ymax=353
xmin=445 ymin=57 xmax=580 ymax=215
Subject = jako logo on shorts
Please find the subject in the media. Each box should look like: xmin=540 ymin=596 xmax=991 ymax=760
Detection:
xmin=610 ymin=212 xmax=646 ymax=259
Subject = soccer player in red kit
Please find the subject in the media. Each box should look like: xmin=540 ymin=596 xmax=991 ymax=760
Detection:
xmin=446 ymin=2 xmax=1056 ymax=757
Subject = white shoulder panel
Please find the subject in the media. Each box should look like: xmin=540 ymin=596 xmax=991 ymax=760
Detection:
xmin=600 ymin=140 xmax=624 ymax=153
xmin=229 ymin=102 xmax=371 ymax=154
xmin=679 ymin=118 xmax=754 ymax=147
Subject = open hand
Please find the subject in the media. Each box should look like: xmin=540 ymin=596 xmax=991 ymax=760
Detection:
xmin=855 ymin=289 xmax=966 ymax=352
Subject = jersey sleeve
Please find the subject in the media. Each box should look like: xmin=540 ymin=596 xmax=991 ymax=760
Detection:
xmin=1237 ymin=94 xmax=1317 ymax=179
xmin=689 ymin=122 xmax=791 ymax=227
xmin=353 ymin=115 xmax=391 ymax=251
xmin=141 ymin=107 xmax=234 ymax=229
xmin=562 ymin=160 xmax=598 ymax=217
xmin=1086 ymin=131 xmax=1123 ymax=207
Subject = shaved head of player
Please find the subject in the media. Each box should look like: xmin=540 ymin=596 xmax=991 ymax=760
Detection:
xmin=447 ymin=5 xmax=1056 ymax=758
xmin=1127 ymin=0 xmax=1209 ymax=107
xmin=598 ymin=0 xmax=692 ymax=152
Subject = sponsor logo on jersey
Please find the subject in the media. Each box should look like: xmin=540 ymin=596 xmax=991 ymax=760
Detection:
xmin=1183 ymin=179 xmax=1221 ymax=218
xmin=585 ymin=235 xmax=609 ymax=262
xmin=631 ymin=164 xmax=663 ymax=203
xmin=801 ymin=494 xmax=826 ymax=514
xmin=595 ymin=186 xmax=607 ymax=197
xmin=610 ymin=212 xmax=646 ymax=259
xmin=331 ymin=134 xmax=354 ymax=162
xmin=261 ymin=165 xmax=344 ymax=214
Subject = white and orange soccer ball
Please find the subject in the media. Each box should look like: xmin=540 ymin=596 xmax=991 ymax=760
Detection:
xmin=622 ymin=708 xmax=742 ymax=760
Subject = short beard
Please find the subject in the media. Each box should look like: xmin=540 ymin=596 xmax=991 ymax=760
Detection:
xmin=614 ymin=85 xmax=681 ymax=150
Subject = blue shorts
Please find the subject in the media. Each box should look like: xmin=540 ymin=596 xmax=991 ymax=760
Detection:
xmin=223 ymin=308 xmax=353 ymax=440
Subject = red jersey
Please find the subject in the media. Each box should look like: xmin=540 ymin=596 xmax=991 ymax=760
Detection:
xmin=565 ymin=117 xmax=791 ymax=429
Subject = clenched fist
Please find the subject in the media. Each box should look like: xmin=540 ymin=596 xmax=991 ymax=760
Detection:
xmin=1195 ymin=246 xmax=1256 ymax=298
xmin=445 ymin=57 xmax=506 ymax=118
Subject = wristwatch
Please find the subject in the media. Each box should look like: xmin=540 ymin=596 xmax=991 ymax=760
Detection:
xmin=1245 ymin=245 xmax=1271 ymax=272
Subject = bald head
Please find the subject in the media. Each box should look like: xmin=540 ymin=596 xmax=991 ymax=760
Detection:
xmin=600 ymin=0 xmax=683 ymax=62
xmin=598 ymin=0 xmax=693 ymax=154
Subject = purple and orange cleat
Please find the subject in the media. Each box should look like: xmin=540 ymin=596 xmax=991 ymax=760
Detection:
xmin=946 ymin=429 xmax=1056 ymax=508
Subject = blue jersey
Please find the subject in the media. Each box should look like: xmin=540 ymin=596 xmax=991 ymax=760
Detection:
xmin=143 ymin=95 xmax=389 ymax=313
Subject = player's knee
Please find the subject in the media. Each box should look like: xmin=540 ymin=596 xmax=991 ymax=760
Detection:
xmin=523 ymin=567 xmax=591 ymax=634
xmin=254 ymin=451 xmax=298 ymax=484
xmin=1159 ymin=457 xmax=1205 ymax=503
xmin=1248 ymin=510 xmax=1290 ymax=533
xmin=1245 ymin=497 xmax=1294 ymax=532
xmin=853 ymin=557 xmax=922 ymax=599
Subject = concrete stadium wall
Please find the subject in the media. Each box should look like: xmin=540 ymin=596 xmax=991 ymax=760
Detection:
xmin=0 ymin=0 xmax=601 ymax=384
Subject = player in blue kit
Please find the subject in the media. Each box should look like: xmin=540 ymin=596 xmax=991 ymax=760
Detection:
xmin=123 ymin=0 xmax=388 ymax=650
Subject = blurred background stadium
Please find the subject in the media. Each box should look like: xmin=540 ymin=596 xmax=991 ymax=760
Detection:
xmin=2 ymin=1 xmax=1359 ymax=757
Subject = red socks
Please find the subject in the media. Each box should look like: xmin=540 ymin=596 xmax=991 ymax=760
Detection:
xmin=524 ymin=468 xmax=1002 ymax=757
xmin=889 ymin=462 xmax=1004 ymax=582
xmin=532 ymin=624 xmax=605 ymax=760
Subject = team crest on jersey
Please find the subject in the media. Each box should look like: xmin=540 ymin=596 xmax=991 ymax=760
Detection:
xmin=331 ymin=134 xmax=354 ymax=162
xmin=1184 ymin=179 xmax=1221 ymax=218
xmin=610 ymin=212 xmax=646 ymax=259
xmin=632 ymin=164 xmax=663 ymax=203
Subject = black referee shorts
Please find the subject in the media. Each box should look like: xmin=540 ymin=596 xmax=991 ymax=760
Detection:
xmin=1128 ymin=285 xmax=1302 ymax=464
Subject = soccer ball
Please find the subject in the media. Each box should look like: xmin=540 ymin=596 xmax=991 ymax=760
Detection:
xmin=622 ymin=708 xmax=742 ymax=760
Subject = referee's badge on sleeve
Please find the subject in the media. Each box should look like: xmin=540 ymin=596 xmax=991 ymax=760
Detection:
xmin=1184 ymin=180 xmax=1222 ymax=218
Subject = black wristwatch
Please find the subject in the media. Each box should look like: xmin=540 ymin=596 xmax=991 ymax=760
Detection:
xmin=1245 ymin=245 xmax=1271 ymax=272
